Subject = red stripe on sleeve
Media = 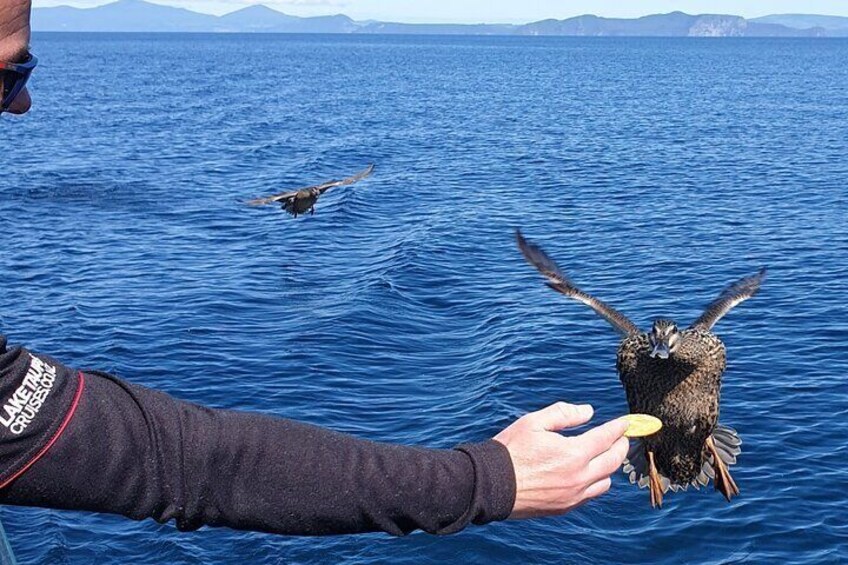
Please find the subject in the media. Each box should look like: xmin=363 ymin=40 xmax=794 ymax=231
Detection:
xmin=0 ymin=372 xmax=86 ymax=489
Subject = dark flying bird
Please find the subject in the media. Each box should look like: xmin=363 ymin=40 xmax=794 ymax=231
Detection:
xmin=247 ymin=164 xmax=375 ymax=217
xmin=516 ymin=229 xmax=766 ymax=508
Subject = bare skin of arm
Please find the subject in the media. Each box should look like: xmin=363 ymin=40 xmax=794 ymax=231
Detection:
xmin=1 ymin=0 xmax=32 ymax=113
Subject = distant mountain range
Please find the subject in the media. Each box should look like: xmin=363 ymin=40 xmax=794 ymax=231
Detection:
xmin=32 ymin=0 xmax=848 ymax=36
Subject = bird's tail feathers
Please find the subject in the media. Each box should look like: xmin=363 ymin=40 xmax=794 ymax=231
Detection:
xmin=623 ymin=424 xmax=742 ymax=493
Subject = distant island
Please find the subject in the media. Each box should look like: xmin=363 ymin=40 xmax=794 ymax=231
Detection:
xmin=32 ymin=0 xmax=848 ymax=37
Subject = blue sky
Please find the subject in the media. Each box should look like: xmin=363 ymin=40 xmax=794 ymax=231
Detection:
xmin=32 ymin=0 xmax=848 ymax=22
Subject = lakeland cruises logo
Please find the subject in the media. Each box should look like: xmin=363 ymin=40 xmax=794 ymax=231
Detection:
xmin=0 ymin=354 xmax=57 ymax=435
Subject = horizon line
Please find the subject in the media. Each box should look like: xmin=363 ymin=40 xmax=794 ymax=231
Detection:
xmin=32 ymin=1 xmax=848 ymax=26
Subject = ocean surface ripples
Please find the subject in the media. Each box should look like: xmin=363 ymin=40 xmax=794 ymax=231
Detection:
xmin=2 ymin=33 xmax=847 ymax=563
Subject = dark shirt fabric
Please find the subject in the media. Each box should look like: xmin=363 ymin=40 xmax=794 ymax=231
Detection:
xmin=0 ymin=336 xmax=516 ymax=536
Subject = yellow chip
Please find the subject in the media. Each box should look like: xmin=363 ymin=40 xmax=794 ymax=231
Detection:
xmin=622 ymin=414 xmax=663 ymax=438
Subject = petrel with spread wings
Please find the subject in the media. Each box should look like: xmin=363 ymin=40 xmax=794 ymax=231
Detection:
xmin=516 ymin=229 xmax=766 ymax=508
xmin=247 ymin=164 xmax=374 ymax=217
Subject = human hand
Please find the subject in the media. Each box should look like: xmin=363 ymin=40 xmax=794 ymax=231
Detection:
xmin=1 ymin=0 xmax=33 ymax=114
xmin=493 ymin=402 xmax=629 ymax=519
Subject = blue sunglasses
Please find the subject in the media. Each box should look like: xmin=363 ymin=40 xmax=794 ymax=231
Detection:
xmin=0 ymin=53 xmax=37 ymax=114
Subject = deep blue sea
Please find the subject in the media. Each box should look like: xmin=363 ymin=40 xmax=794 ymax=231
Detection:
xmin=2 ymin=33 xmax=847 ymax=564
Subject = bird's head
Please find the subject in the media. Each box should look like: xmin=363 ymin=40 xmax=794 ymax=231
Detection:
xmin=649 ymin=319 xmax=681 ymax=359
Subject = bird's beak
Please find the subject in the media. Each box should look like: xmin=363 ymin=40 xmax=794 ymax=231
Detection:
xmin=651 ymin=343 xmax=670 ymax=359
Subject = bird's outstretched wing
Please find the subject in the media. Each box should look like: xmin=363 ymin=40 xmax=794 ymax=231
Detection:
xmin=516 ymin=229 xmax=640 ymax=336
xmin=246 ymin=164 xmax=375 ymax=206
xmin=690 ymin=268 xmax=767 ymax=331
xmin=246 ymin=190 xmax=298 ymax=207
xmin=314 ymin=163 xmax=375 ymax=195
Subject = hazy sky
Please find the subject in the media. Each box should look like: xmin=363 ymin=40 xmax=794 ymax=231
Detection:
xmin=32 ymin=0 xmax=848 ymax=23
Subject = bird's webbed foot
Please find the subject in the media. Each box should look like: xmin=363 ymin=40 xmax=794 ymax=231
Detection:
xmin=706 ymin=436 xmax=740 ymax=502
xmin=647 ymin=451 xmax=664 ymax=509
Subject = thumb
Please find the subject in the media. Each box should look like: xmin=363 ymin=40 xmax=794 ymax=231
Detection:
xmin=525 ymin=402 xmax=594 ymax=432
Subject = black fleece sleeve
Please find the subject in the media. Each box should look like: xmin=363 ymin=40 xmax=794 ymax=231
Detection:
xmin=0 ymin=337 xmax=516 ymax=536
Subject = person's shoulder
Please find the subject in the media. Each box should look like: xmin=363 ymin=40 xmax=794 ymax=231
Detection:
xmin=0 ymin=339 xmax=84 ymax=488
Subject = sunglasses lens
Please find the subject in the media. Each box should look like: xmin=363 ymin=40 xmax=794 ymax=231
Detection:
xmin=1 ymin=66 xmax=32 ymax=112
xmin=2 ymin=75 xmax=17 ymax=110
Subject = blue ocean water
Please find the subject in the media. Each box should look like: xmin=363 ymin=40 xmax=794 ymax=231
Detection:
xmin=2 ymin=32 xmax=848 ymax=563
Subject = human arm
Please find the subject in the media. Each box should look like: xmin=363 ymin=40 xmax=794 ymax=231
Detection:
xmin=0 ymin=336 xmax=628 ymax=535
xmin=0 ymin=336 xmax=514 ymax=535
